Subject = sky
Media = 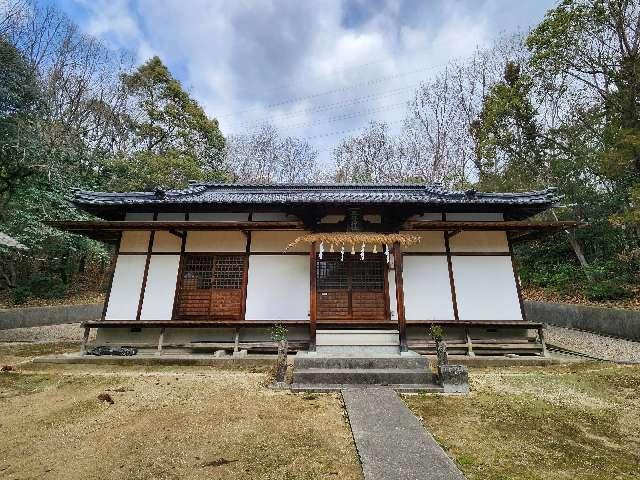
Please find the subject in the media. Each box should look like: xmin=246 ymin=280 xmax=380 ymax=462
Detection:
xmin=52 ymin=0 xmax=557 ymax=167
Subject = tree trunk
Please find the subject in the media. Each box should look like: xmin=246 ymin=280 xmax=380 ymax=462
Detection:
xmin=275 ymin=339 xmax=288 ymax=383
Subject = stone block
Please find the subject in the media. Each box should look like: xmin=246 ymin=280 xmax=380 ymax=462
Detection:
xmin=232 ymin=349 xmax=248 ymax=357
xmin=439 ymin=364 xmax=469 ymax=394
xmin=213 ymin=350 xmax=228 ymax=358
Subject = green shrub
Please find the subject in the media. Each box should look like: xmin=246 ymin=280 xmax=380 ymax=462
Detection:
xmin=585 ymin=279 xmax=631 ymax=301
xmin=11 ymin=275 xmax=66 ymax=304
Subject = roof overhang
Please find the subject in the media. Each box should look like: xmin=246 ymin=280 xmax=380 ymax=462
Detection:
xmin=47 ymin=219 xmax=584 ymax=243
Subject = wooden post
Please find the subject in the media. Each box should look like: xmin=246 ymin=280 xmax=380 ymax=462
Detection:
xmin=157 ymin=327 xmax=165 ymax=355
xmin=80 ymin=327 xmax=90 ymax=355
xmin=464 ymin=327 xmax=475 ymax=357
xmin=309 ymin=242 xmax=317 ymax=351
xmin=233 ymin=328 xmax=240 ymax=353
xmin=538 ymin=325 xmax=548 ymax=357
xmin=393 ymin=241 xmax=407 ymax=352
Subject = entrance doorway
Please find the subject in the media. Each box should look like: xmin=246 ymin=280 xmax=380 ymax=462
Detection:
xmin=316 ymin=253 xmax=390 ymax=322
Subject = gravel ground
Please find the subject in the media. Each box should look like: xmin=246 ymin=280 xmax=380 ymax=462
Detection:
xmin=0 ymin=322 xmax=94 ymax=343
xmin=545 ymin=324 xmax=640 ymax=363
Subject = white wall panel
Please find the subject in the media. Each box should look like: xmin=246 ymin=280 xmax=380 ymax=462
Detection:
xmin=152 ymin=231 xmax=182 ymax=252
xmin=245 ymin=255 xmax=309 ymax=320
xmin=452 ymin=256 xmax=522 ymax=320
xmin=125 ymin=212 xmax=154 ymax=221
xmin=185 ymin=231 xmax=246 ymax=252
xmin=119 ymin=231 xmax=150 ymax=252
xmin=140 ymin=255 xmax=180 ymax=320
xmin=449 ymin=231 xmax=509 ymax=252
xmin=251 ymin=230 xmax=310 ymax=253
xmin=252 ymin=212 xmax=298 ymax=221
xmin=189 ymin=212 xmax=249 ymax=221
xmin=157 ymin=213 xmax=185 ymax=221
xmin=409 ymin=213 xmax=442 ymax=221
xmin=401 ymin=231 xmax=446 ymax=252
xmin=446 ymin=212 xmax=503 ymax=221
xmin=105 ymin=255 xmax=146 ymax=320
xmin=403 ymin=256 xmax=455 ymax=320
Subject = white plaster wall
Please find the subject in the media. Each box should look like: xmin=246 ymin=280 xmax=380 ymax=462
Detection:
xmin=153 ymin=231 xmax=182 ymax=252
xmin=140 ymin=255 xmax=180 ymax=320
xmin=105 ymin=255 xmax=146 ymax=320
xmin=409 ymin=212 xmax=442 ymax=221
xmin=401 ymin=231 xmax=446 ymax=252
xmin=125 ymin=212 xmax=154 ymax=221
xmin=189 ymin=212 xmax=249 ymax=221
xmin=449 ymin=231 xmax=509 ymax=252
xmin=252 ymin=212 xmax=298 ymax=221
xmin=388 ymin=270 xmax=398 ymax=320
xmin=119 ymin=231 xmax=150 ymax=252
xmin=245 ymin=255 xmax=310 ymax=320
xmin=157 ymin=213 xmax=185 ymax=221
xmin=185 ymin=231 xmax=246 ymax=252
xmin=446 ymin=212 xmax=503 ymax=221
xmin=320 ymin=214 xmax=345 ymax=223
xmin=403 ymin=256 xmax=455 ymax=320
xmin=251 ymin=230 xmax=310 ymax=253
xmin=452 ymin=256 xmax=522 ymax=320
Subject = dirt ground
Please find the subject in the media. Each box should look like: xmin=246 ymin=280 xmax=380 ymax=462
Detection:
xmin=404 ymin=362 xmax=640 ymax=480
xmin=0 ymin=345 xmax=362 ymax=480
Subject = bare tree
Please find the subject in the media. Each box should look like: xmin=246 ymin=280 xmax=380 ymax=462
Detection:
xmin=333 ymin=122 xmax=405 ymax=183
xmin=225 ymin=123 xmax=319 ymax=183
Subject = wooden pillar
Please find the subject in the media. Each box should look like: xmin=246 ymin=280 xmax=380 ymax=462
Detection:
xmin=393 ymin=241 xmax=408 ymax=352
xmin=309 ymin=242 xmax=317 ymax=351
xmin=233 ymin=328 xmax=240 ymax=353
xmin=538 ymin=325 xmax=548 ymax=357
xmin=156 ymin=327 xmax=165 ymax=355
xmin=464 ymin=327 xmax=475 ymax=357
xmin=80 ymin=327 xmax=90 ymax=355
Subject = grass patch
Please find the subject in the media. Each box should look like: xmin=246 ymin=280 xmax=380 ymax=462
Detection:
xmin=404 ymin=363 xmax=640 ymax=479
xmin=0 ymin=341 xmax=78 ymax=365
xmin=0 ymin=366 xmax=361 ymax=479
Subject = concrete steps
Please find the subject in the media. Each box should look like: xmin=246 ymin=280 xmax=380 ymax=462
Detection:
xmin=290 ymin=383 xmax=443 ymax=393
xmin=293 ymin=367 xmax=433 ymax=385
xmin=291 ymin=353 xmax=440 ymax=391
xmin=294 ymin=355 xmax=429 ymax=370
xmin=316 ymin=329 xmax=400 ymax=356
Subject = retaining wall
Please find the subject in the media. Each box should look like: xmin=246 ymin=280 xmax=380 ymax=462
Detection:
xmin=0 ymin=303 xmax=102 ymax=330
xmin=525 ymin=301 xmax=640 ymax=341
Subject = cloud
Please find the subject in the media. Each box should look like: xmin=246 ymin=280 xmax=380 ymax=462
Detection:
xmin=64 ymin=0 xmax=556 ymax=165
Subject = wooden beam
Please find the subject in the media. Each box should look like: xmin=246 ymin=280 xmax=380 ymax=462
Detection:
xmin=48 ymin=220 xmax=304 ymax=231
xmin=393 ymin=241 xmax=407 ymax=352
xmin=406 ymin=220 xmax=584 ymax=231
xmin=309 ymin=241 xmax=318 ymax=351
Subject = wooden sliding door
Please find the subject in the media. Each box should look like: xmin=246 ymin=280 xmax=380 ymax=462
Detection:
xmin=175 ymin=254 xmax=246 ymax=320
xmin=316 ymin=253 xmax=389 ymax=322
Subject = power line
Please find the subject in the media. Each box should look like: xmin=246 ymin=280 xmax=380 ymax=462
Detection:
xmin=218 ymin=63 xmax=442 ymax=119
xmin=226 ymin=85 xmax=417 ymax=131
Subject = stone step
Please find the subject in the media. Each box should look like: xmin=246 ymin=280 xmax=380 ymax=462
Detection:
xmin=316 ymin=329 xmax=400 ymax=346
xmin=315 ymin=345 xmax=400 ymax=356
xmin=294 ymin=355 xmax=429 ymax=370
xmin=292 ymin=368 xmax=433 ymax=385
xmin=290 ymin=383 xmax=443 ymax=393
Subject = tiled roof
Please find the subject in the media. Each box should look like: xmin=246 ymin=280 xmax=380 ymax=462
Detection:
xmin=72 ymin=183 xmax=560 ymax=208
xmin=0 ymin=232 xmax=27 ymax=250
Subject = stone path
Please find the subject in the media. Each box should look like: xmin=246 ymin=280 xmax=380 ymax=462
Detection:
xmin=343 ymin=387 xmax=465 ymax=480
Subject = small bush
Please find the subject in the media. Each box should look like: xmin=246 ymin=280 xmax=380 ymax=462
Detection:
xmin=585 ymin=279 xmax=631 ymax=301
xmin=11 ymin=275 xmax=66 ymax=304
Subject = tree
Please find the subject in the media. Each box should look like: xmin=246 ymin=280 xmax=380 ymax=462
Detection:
xmin=121 ymin=56 xmax=225 ymax=165
xmin=470 ymin=61 xmax=546 ymax=191
xmin=526 ymin=0 xmax=640 ymax=223
xmin=0 ymin=35 xmax=44 ymax=211
xmin=225 ymin=123 xmax=319 ymax=183
xmin=333 ymin=122 xmax=402 ymax=183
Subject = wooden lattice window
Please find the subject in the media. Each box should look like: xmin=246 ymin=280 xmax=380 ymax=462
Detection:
xmin=176 ymin=254 xmax=246 ymax=320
